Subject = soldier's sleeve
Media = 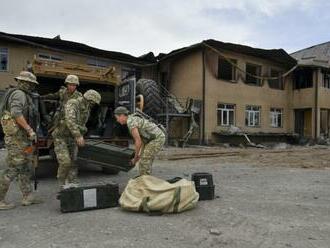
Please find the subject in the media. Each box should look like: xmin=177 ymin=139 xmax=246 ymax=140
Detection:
xmin=42 ymin=88 xmax=63 ymax=100
xmin=127 ymin=116 xmax=143 ymax=131
xmin=8 ymin=90 xmax=27 ymax=118
xmin=64 ymin=100 xmax=81 ymax=138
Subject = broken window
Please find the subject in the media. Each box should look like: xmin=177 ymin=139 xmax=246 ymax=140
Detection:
xmin=245 ymin=63 xmax=261 ymax=86
xmin=322 ymin=70 xmax=330 ymax=89
xmin=217 ymin=58 xmax=237 ymax=81
xmin=268 ymin=68 xmax=284 ymax=90
xmin=293 ymin=68 xmax=313 ymax=89
xmin=217 ymin=104 xmax=235 ymax=126
xmin=245 ymin=105 xmax=261 ymax=127
xmin=87 ymin=59 xmax=109 ymax=68
xmin=0 ymin=48 xmax=8 ymax=71
xmin=38 ymin=53 xmax=62 ymax=61
xmin=270 ymin=108 xmax=283 ymax=128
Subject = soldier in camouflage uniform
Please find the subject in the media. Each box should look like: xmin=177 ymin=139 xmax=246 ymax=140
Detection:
xmin=114 ymin=106 xmax=166 ymax=176
xmin=0 ymin=71 xmax=43 ymax=210
xmin=52 ymin=90 xmax=101 ymax=188
xmin=41 ymin=74 xmax=82 ymax=129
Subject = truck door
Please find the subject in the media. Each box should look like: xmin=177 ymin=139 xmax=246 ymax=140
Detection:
xmin=115 ymin=78 xmax=136 ymax=113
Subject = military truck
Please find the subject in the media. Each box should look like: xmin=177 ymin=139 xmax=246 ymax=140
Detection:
xmin=0 ymin=59 xmax=200 ymax=177
xmin=0 ymin=74 xmax=200 ymax=176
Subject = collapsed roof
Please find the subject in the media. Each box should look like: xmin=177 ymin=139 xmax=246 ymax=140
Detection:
xmin=291 ymin=42 xmax=330 ymax=69
xmin=0 ymin=31 xmax=150 ymax=65
xmin=159 ymin=39 xmax=297 ymax=68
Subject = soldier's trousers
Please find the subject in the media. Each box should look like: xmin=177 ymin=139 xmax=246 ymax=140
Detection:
xmin=53 ymin=137 xmax=78 ymax=185
xmin=138 ymin=135 xmax=166 ymax=176
xmin=0 ymin=132 xmax=32 ymax=201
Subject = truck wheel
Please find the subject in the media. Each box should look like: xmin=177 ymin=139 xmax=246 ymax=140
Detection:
xmin=102 ymin=167 xmax=120 ymax=175
xmin=136 ymin=79 xmax=162 ymax=119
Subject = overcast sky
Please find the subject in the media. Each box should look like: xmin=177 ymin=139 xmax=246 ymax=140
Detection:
xmin=1 ymin=0 xmax=329 ymax=56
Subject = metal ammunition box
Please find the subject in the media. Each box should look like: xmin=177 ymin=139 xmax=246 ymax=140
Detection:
xmin=57 ymin=184 xmax=119 ymax=213
xmin=77 ymin=140 xmax=135 ymax=172
xmin=191 ymin=173 xmax=215 ymax=201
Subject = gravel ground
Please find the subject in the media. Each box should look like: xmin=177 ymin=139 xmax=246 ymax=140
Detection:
xmin=0 ymin=148 xmax=330 ymax=248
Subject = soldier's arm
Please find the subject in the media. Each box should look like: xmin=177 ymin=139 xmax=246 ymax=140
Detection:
xmin=131 ymin=127 xmax=142 ymax=164
xmin=9 ymin=91 xmax=34 ymax=135
xmin=41 ymin=88 xmax=62 ymax=100
xmin=64 ymin=101 xmax=82 ymax=139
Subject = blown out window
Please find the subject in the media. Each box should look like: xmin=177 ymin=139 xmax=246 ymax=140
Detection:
xmin=218 ymin=58 xmax=237 ymax=81
xmin=0 ymin=48 xmax=8 ymax=71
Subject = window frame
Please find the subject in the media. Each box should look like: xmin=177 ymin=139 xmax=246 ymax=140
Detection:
xmin=245 ymin=63 xmax=262 ymax=86
xmin=322 ymin=70 xmax=330 ymax=89
xmin=270 ymin=108 xmax=283 ymax=128
xmin=217 ymin=103 xmax=235 ymax=126
xmin=86 ymin=58 xmax=109 ymax=68
xmin=0 ymin=48 xmax=9 ymax=72
xmin=245 ymin=105 xmax=261 ymax=127
xmin=38 ymin=53 xmax=63 ymax=62
xmin=217 ymin=57 xmax=237 ymax=82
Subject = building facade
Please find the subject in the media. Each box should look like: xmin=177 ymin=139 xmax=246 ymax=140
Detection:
xmin=0 ymin=31 xmax=150 ymax=102
xmin=154 ymin=40 xmax=305 ymax=144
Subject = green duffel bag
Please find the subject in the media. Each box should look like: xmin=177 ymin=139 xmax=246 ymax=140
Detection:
xmin=119 ymin=175 xmax=199 ymax=214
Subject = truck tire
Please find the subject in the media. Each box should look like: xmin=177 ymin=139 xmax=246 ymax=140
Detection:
xmin=136 ymin=79 xmax=162 ymax=119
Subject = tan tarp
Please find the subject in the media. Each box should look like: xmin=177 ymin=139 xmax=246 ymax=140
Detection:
xmin=119 ymin=175 xmax=199 ymax=213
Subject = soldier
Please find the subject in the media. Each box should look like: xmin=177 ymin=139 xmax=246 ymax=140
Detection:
xmin=114 ymin=106 xmax=166 ymax=176
xmin=0 ymin=71 xmax=42 ymax=210
xmin=41 ymin=74 xmax=82 ymax=129
xmin=52 ymin=89 xmax=101 ymax=188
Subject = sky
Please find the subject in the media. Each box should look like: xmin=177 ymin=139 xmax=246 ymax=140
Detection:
xmin=1 ymin=0 xmax=330 ymax=57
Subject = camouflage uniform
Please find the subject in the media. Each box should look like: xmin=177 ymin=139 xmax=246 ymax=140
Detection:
xmin=0 ymin=73 xmax=39 ymax=207
xmin=127 ymin=114 xmax=166 ymax=175
xmin=52 ymin=90 xmax=101 ymax=186
xmin=42 ymin=86 xmax=82 ymax=128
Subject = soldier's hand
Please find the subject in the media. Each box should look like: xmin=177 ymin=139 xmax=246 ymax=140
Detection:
xmin=28 ymin=130 xmax=37 ymax=142
xmin=131 ymin=155 xmax=140 ymax=166
xmin=76 ymin=136 xmax=85 ymax=147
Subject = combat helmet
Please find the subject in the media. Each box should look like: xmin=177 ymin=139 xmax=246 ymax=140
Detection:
xmin=65 ymin=75 xmax=79 ymax=85
xmin=83 ymin=90 xmax=101 ymax=104
xmin=15 ymin=71 xmax=39 ymax=84
xmin=114 ymin=106 xmax=129 ymax=115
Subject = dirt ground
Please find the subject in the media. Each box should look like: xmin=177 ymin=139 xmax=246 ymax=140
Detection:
xmin=0 ymin=145 xmax=330 ymax=248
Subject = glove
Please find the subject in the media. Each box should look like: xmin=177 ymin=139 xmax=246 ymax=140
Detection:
xmin=28 ymin=130 xmax=37 ymax=142
xmin=76 ymin=136 xmax=85 ymax=147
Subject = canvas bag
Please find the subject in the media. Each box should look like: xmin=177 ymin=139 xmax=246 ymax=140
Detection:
xmin=119 ymin=175 xmax=199 ymax=213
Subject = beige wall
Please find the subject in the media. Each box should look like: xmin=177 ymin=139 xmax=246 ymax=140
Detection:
xmin=161 ymin=48 xmax=297 ymax=142
xmin=0 ymin=40 xmax=137 ymax=89
xmin=204 ymin=49 xmax=293 ymax=141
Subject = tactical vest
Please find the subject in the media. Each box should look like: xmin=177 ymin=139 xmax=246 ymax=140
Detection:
xmin=0 ymin=88 xmax=36 ymax=135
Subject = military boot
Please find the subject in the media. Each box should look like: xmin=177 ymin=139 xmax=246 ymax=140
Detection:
xmin=0 ymin=201 xmax=15 ymax=210
xmin=0 ymin=176 xmax=14 ymax=210
xmin=22 ymin=194 xmax=43 ymax=206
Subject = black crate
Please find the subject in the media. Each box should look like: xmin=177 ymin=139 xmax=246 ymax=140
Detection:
xmin=192 ymin=173 xmax=215 ymax=201
xmin=78 ymin=141 xmax=135 ymax=172
xmin=195 ymin=185 xmax=215 ymax=201
xmin=57 ymin=184 xmax=119 ymax=213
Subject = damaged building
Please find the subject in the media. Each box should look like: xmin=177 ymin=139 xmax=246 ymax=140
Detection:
xmin=152 ymin=40 xmax=298 ymax=144
xmin=0 ymin=31 xmax=152 ymax=100
xmin=1 ymin=30 xmax=330 ymax=145
xmin=291 ymin=42 xmax=330 ymax=140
